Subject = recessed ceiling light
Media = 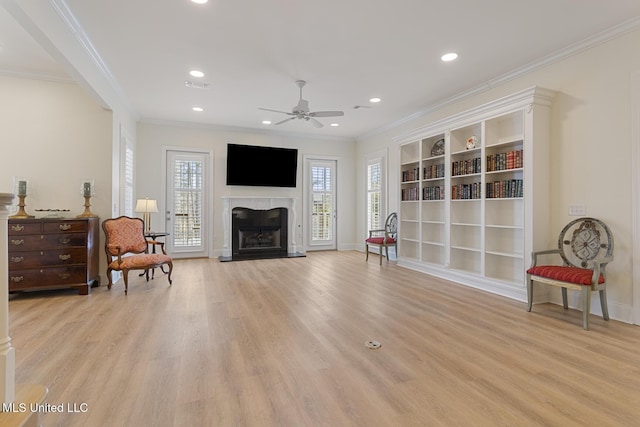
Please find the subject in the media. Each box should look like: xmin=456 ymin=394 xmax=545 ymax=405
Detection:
xmin=191 ymin=0 xmax=208 ymax=4
xmin=441 ymin=52 xmax=458 ymax=62
xmin=330 ymin=123 xmax=340 ymax=127
xmin=369 ymin=97 xmax=381 ymax=103
xmin=262 ymin=120 xmax=272 ymax=125
xmin=192 ymin=107 xmax=204 ymax=112
xmin=189 ymin=70 xmax=205 ymax=78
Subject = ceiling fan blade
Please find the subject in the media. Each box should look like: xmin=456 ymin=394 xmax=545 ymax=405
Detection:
xmin=308 ymin=111 xmax=344 ymax=118
xmin=309 ymin=117 xmax=324 ymax=128
xmin=258 ymin=107 xmax=292 ymax=115
xmin=275 ymin=117 xmax=296 ymax=126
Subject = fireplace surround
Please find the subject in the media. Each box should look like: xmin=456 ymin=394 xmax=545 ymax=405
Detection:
xmin=220 ymin=196 xmax=304 ymax=261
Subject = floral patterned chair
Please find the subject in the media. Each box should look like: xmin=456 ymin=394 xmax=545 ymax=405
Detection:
xmin=102 ymin=216 xmax=173 ymax=294
xmin=365 ymin=212 xmax=398 ymax=265
xmin=526 ymin=217 xmax=613 ymax=330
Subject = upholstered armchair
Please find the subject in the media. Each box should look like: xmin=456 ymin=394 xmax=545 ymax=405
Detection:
xmin=102 ymin=216 xmax=173 ymax=294
xmin=526 ymin=217 xmax=613 ymax=330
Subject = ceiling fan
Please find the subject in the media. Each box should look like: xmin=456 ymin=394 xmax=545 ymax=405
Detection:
xmin=259 ymin=80 xmax=344 ymax=128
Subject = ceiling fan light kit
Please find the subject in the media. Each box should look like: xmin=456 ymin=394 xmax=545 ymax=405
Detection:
xmin=259 ymin=80 xmax=344 ymax=128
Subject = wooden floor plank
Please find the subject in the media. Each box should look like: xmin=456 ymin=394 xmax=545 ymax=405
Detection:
xmin=7 ymin=250 xmax=640 ymax=426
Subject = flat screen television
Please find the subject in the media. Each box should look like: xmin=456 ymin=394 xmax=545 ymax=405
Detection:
xmin=226 ymin=143 xmax=298 ymax=187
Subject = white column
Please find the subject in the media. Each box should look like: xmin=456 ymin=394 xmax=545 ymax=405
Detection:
xmin=0 ymin=193 xmax=15 ymax=404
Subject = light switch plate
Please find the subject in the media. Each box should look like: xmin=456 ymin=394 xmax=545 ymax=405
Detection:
xmin=569 ymin=204 xmax=586 ymax=216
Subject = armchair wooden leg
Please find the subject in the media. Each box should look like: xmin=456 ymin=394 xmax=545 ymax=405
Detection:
xmin=365 ymin=244 xmax=369 ymax=261
xmin=167 ymin=263 xmax=173 ymax=285
xmin=526 ymin=276 xmax=533 ymax=312
xmin=582 ymin=287 xmax=591 ymax=330
xmin=561 ymin=287 xmax=569 ymax=309
xmin=106 ymin=268 xmax=114 ymax=290
xmin=379 ymin=246 xmax=383 ymax=265
xmin=599 ymin=288 xmax=610 ymax=320
xmin=123 ymin=270 xmax=129 ymax=295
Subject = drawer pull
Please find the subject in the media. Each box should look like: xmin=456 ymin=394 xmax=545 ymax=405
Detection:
xmin=10 ymin=256 xmax=24 ymax=263
xmin=10 ymin=239 xmax=24 ymax=246
xmin=59 ymin=237 xmax=71 ymax=245
xmin=10 ymin=276 xmax=24 ymax=283
xmin=59 ymin=224 xmax=72 ymax=231
xmin=58 ymin=273 xmax=71 ymax=280
xmin=59 ymin=254 xmax=72 ymax=261
xmin=11 ymin=225 xmax=25 ymax=232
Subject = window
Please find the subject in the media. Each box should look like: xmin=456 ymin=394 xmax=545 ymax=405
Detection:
xmin=120 ymin=134 xmax=135 ymax=216
xmin=311 ymin=164 xmax=333 ymax=242
xmin=366 ymin=151 xmax=386 ymax=233
xmin=367 ymin=160 xmax=382 ymax=232
xmin=171 ymin=158 xmax=203 ymax=248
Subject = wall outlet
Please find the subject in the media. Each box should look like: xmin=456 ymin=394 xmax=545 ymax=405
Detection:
xmin=568 ymin=204 xmax=586 ymax=216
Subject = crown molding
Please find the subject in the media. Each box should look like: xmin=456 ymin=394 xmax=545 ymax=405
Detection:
xmin=0 ymin=68 xmax=74 ymax=83
xmin=49 ymin=0 xmax=135 ymax=114
xmin=140 ymin=118 xmax=356 ymax=144
xmin=358 ymin=16 xmax=640 ymax=142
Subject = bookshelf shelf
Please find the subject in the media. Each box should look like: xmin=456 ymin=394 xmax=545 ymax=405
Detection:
xmin=395 ymin=87 xmax=554 ymax=299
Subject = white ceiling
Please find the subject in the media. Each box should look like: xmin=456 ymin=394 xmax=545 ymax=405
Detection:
xmin=2 ymin=1 xmax=640 ymax=140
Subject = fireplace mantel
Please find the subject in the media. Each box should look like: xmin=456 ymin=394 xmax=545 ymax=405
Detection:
xmin=221 ymin=197 xmax=299 ymax=259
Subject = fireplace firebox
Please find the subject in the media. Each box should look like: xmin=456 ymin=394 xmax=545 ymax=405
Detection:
xmin=232 ymin=207 xmax=288 ymax=260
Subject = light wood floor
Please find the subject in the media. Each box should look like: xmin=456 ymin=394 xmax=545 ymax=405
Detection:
xmin=8 ymin=251 xmax=640 ymax=426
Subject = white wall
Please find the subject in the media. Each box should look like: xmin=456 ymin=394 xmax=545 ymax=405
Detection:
xmin=137 ymin=122 xmax=357 ymax=256
xmin=355 ymin=27 xmax=640 ymax=323
xmin=0 ymin=75 xmax=112 ymax=218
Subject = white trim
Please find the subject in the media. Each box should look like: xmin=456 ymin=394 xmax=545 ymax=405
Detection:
xmin=162 ymin=146 xmax=214 ymax=259
xmin=142 ymin=118 xmax=355 ymax=144
xmin=631 ymin=70 xmax=640 ymax=325
xmin=364 ymin=149 xmax=388 ymax=252
xmin=358 ymin=17 xmax=640 ymax=141
xmin=220 ymin=197 xmax=299 ymax=257
xmin=303 ymin=155 xmax=339 ymax=251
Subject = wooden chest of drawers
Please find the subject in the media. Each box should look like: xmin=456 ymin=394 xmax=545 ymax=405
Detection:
xmin=8 ymin=217 xmax=100 ymax=295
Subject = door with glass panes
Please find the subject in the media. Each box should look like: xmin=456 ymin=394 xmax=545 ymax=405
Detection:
xmin=306 ymin=158 xmax=337 ymax=251
xmin=166 ymin=150 xmax=209 ymax=258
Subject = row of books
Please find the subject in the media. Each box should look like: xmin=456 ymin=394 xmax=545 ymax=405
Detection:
xmin=452 ymin=157 xmax=481 ymax=176
xmin=402 ymin=181 xmax=521 ymax=200
xmin=424 ymin=164 xmax=445 ymax=180
xmin=451 ymin=183 xmax=482 ymax=200
xmin=401 ymin=167 xmax=420 ymax=182
xmin=486 ymin=149 xmax=523 ymax=172
xmin=423 ymin=185 xmax=445 ymax=200
xmin=486 ymin=179 xmax=523 ymax=198
xmin=401 ymin=187 xmax=420 ymax=201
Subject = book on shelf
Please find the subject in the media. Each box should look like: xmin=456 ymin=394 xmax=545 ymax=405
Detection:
xmin=486 ymin=149 xmax=523 ymax=172
xmin=486 ymin=179 xmax=523 ymax=198
xmin=451 ymin=182 xmax=481 ymax=200
xmin=401 ymin=187 xmax=420 ymax=201
xmin=452 ymin=157 xmax=481 ymax=176
xmin=423 ymin=185 xmax=445 ymax=200
xmin=423 ymin=164 xmax=445 ymax=180
xmin=402 ymin=167 xmax=420 ymax=182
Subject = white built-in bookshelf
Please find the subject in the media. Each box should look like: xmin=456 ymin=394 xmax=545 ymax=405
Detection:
xmin=396 ymin=87 xmax=555 ymax=301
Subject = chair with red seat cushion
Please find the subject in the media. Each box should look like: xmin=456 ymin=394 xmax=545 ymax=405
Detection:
xmin=365 ymin=212 xmax=397 ymax=265
xmin=526 ymin=217 xmax=613 ymax=330
xmin=102 ymin=216 xmax=173 ymax=294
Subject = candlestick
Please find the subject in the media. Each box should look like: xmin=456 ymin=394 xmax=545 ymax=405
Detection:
xmin=83 ymin=182 xmax=92 ymax=197
xmin=76 ymin=195 xmax=97 ymax=218
xmin=9 ymin=195 xmax=34 ymax=219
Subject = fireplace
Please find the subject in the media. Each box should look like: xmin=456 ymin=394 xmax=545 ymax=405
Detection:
xmin=232 ymin=207 xmax=288 ymax=260
xmin=220 ymin=196 xmax=304 ymax=261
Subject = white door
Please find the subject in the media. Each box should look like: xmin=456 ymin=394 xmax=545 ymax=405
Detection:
xmin=306 ymin=158 xmax=337 ymax=251
xmin=166 ymin=150 xmax=209 ymax=258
